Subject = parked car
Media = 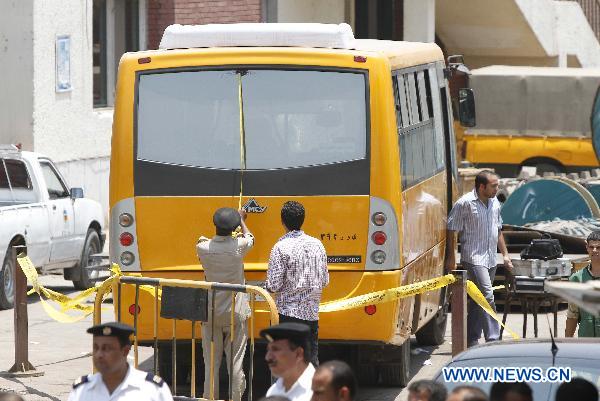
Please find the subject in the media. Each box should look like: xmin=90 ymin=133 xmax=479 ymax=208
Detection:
xmin=434 ymin=339 xmax=600 ymax=400
xmin=0 ymin=145 xmax=105 ymax=309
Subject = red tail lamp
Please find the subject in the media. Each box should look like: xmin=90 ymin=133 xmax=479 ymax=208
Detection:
xmin=120 ymin=232 xmax=134 ymax=246
xmin=128 ymin=304 xmax=141 ymax=315
xmin=372 ymin=231 xmax=387 ymax=245
xmin=364 ymin=305 xmax=377 ymax=315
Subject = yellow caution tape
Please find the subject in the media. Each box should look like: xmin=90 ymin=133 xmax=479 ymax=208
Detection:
xmin=466 ymin=280 xmax=520 ymax=340
xmin=18 ymin=252 xmax=520 ymax=341
xmin=316 ymin=272 xmax=519 ymax=340
xmin=16 ymin=255 xmax=121 ymax=323
xmin=319 ymin=274 xmax=457 ymax=313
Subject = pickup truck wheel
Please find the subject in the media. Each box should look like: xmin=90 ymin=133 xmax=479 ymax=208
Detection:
xmin=0 ymin=253 xmax=15 ymax=310
xmin=72 ymin=229 xmax=100 ymax=290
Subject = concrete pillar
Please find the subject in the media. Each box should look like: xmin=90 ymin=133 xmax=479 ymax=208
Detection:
xmin=404 ymin=0 xmax=435 ymax=42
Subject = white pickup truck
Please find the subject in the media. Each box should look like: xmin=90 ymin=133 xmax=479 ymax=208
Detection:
xmin=0 ymin=145 xmax=105 ymax=309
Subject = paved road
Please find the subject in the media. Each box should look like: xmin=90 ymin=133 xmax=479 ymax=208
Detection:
xmin=0 ymin=274 xmax=568 ymax=401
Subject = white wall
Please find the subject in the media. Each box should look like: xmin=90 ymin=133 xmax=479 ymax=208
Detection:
xmin=404 ymin=0 xmax=435 ymax=43
xmin=276 ymin=0 xmax=346 ymax=23
xmin=516 ymin=0 xmax=600 ymax=67
xmin=554 ymin=1 xmax=600 ymax=68
xmin=30 ymin=0 xmax=113 ymax=223
xmin=32 ymin=0 xmax=113 ymax=163
xmin=0 ymin=0 xmax=34 ymax=150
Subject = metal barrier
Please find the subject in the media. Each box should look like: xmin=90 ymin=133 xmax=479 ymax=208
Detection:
xmin=93 ymin=275 xmax=279 ymax=400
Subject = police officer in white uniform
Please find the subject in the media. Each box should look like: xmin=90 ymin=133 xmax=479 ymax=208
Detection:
xmin=68 ymin=322 xmax=173 ymax=401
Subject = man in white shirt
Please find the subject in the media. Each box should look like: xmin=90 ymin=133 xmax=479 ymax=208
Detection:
xmin=67 ymin=322 xmax=173 ymax=401
xmin=262 ymin=322 xmax=315 ymax=401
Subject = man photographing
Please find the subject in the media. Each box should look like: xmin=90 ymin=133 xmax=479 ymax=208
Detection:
xmin=197 ymin=207 xmax=254 ymax=401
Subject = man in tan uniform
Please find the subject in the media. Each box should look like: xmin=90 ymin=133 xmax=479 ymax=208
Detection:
xmin=197 ymin=208 xmax=253 ymax=401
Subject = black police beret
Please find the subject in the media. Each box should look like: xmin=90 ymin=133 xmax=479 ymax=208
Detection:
xmin=260 ymin=322 xmax=310 ymax=345
xmin=213 ymin=207 xmax=241 ymax=231
xmin=87 ymin=322 xmax=135 ymax=340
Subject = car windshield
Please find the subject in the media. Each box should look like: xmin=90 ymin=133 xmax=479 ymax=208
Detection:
xmin=435 ymin=357 xmax=600 ymax=401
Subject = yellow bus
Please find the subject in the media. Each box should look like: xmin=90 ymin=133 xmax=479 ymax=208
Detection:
xmin=110 ymin=24 xmax=472 ymax=389
xmin=462 ymin=66 xmax=600 ymax=176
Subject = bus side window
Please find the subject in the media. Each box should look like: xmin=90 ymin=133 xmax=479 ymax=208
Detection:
xmin=396 ymin=65 xmax=444 ymax=190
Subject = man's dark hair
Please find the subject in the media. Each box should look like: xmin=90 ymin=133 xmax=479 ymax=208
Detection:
xmin=449 ymin=385 xmax=488 ymax=401
xmin=408 ymin=380 xmax=447 ymax=401
xmin=116 ymin=335 xmax=132 ymax=348
xmin=490 ymin=382 xmax=532 ymax=401
xmin=556 ymin=378 xmax=598 ymax=401
xmin=317 ymin=360 xmax=358 ymax=400
xmin=281 ymin=201 xmax=305 ymax=231
xmin=587 ymin=230 xmax=600 ymax=244
xmin=286 ymin=338 xmax=311 ymax=364
xmin=474 ymin=170 xmax=498 ymax=191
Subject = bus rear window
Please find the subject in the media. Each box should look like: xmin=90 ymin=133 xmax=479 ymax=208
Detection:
xmin=136 ymin=68 xmax=367 ymax=170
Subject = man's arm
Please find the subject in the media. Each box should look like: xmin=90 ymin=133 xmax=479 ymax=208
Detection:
xmin=497 ymin=230 xmax=513 ymax=271
xmin=445 ymin=201 xmax=463 ymax=272
xmin=266 ymin=246 xmax=285 ymax=293
xmin=565 ymin=318 xmax=578 ymax=337
xmin=239 ymin=209 xmax=250 ymax=236
xmin=445 ymin=231 xmax=457 ymax=271
xmin=565 ymin=302 xmax=579 ymax=337
xmin=320 ymin=244 xmax=329 ymax=288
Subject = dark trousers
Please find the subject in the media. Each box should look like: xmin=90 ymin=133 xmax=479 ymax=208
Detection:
xmin=279 ymin=314 xmax=319 ymax=366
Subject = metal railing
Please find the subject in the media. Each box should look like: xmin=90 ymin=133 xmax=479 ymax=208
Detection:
xmin=93 ymin=275 xmax=279 ymax=400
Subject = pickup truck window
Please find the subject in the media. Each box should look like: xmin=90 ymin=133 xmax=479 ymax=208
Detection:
xmin=0 ymin=159 xmax=32 ymax=189
xmin=39 ymin=161 xmax=69 ymax=199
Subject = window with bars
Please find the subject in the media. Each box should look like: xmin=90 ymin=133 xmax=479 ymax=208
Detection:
xmin=393 ymin=66 xmax=445 ymax=189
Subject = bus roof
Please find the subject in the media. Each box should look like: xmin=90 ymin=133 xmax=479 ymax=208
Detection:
xmin=155 ymin=23 xmax=443 ymax=68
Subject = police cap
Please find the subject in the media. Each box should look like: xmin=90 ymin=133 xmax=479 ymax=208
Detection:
xmin=87 ymin=321 xmax=135 ymax=341
xmin=260 ymin=322 xmax=310 ymax=347
xmin=213 ymin=207 xmax=241 ymax=231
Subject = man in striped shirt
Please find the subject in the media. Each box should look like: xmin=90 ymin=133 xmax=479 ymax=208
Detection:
xmin=445 ymin=170 xmax=513 ymax=347
xmin=267 ymin=201 xmax=329 ymax=366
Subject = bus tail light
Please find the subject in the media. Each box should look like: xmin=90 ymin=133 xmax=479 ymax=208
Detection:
xmin=371 ymin=250 xmax=386 ymax=264
xmin=119 ymin=213 xmax=134 ymax=227
xmin=372 ymin=212 xmax=387 ymax=226
xmin=372 ymin=231 xmax=387 ymax=245
xmin=119 ymin=232 xmax=134 ymax=246
xmin=128 ymin=304 xmax=141 ymax=315
xmin=120 ymin=251 xmax=135 ymax=266
xmin=111 ymin=198 xmax=141 ymax=271
xmin=364 ymin=305 xmax=377 ymax=315
xmin=366 ymin=197 xmax=399 ymax=270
